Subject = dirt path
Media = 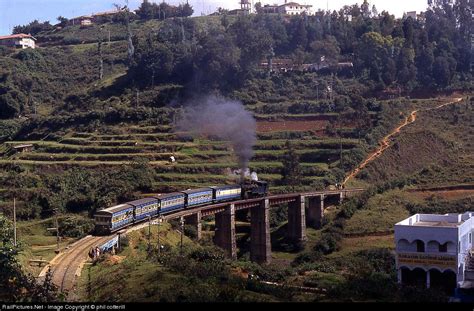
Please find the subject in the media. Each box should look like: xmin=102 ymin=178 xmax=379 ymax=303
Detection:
xmin=343 ymin=97 xmax=464 ymax=186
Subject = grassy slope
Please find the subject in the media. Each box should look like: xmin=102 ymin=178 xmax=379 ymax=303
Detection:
xmin=78 ymin=223 xmax=277 ymax=302
xmin=16 ymin=215 xmax=82 ymax=276
xmin=78 ymin=223 xmax=189 ymax=302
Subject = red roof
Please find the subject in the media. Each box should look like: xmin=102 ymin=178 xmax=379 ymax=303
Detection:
xmin=0 ymin=33 xmax=36 ymax=41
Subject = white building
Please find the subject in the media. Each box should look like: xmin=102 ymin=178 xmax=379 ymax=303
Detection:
xmin=405 ymin=11 xmax=418 ymax=20
xmin=278 ymin=1 xmax=314 ymax=16
xmin=0 ymin=34 xmax=36 ymax=49
xmin=395 ymin=212 xmax=474 ymax=293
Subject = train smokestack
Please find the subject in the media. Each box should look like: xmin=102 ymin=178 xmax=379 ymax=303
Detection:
xmin=175 ymin=95 xmax=257 ymax=174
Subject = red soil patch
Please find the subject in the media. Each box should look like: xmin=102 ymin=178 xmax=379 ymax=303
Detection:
xmin=414 ymin=190 xmax=474 ymax=200
xmin=104 ymin=255 xmax=125 ymax=266
xmin=257 ymin=120 xmax=329 ymax=133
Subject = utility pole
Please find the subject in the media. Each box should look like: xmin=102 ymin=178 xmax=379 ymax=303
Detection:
xmin=157 ymin=217 xmax=163 ymax=257
xmin=136 ymin=89 xmax=139 ymax=108
xmin=339 ymin=112 xmax=343 ymax=174
xmin=55 ymin=209 xmax=59 ymax=252
xmin=180 ymin=217 xmax=185 ymax=255
xmin=315 ymin=80 xmax=319 ymax=101
xmin=13 ymin=197 xmax=17 ymax=247
xmin=147 ymin=215 xmax=151 ymax=252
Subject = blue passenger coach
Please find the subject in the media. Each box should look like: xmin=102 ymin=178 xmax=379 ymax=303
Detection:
xmin=181 ymin=188 xmax=213 ymax=208
xmin=155 ymin=192 xmax=185 ymax=215
xmin=210 ymin=185 xmax=242 ymax=202
xmin=94 ymin=203 xmax=134 ymax=234
xmin=128 ymin=198 xmax=159 ymax=221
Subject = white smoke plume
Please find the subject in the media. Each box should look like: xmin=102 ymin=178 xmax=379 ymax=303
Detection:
xmin=176 ymin=95 xmax=257 ymax=175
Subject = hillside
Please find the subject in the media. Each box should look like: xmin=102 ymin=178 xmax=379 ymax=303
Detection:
xmin=0 ymin=3 xmax=472 ymax=302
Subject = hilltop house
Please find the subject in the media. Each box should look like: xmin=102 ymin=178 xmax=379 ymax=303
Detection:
xmin=0 ymin=34 xmax=36 ymax=49
xmin=260 ymin=1 xmax=314 ymax=16
xmin=278 ymin=1 xmax=314 ymax=15
xmin=70 ymin=8 xmax=129 ymax=26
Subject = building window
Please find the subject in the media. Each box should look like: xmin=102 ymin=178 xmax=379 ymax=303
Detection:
xmin=470 ymin=233 xmax=472 ymax=244
xmin=416 ymin=240 xmax=425 ymax=252
xmin=439 ymin=243 xmax=448 ymax=253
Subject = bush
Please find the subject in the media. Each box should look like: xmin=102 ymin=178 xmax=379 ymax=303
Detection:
xmin=58 ymin=216 xmax=94 ymax=238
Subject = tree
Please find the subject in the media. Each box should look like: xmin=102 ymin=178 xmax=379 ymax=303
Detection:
xmin=56 ymin=16 xmax=69 ymax=27
xmin=0 ymin=215 xmax=57 ymax=301
xmin=361 ymin=0 xmax=370 ymax=18
xmin=136 ymin=0 xmax=155 ymax=20
xmin=291 ymin=17 xmax=308 ymax=49
xmin=13 ymin=20 xmax=53 ymax=35
xmin=98 ymin=39 xmax=103 ymax=81
xmin=125 ymin=4 xmax=135 ymax=65
xmin=433 ymin=56 xmax=453 ymax=87
xmin=255 ymin=2 xmax=263 ymax=14
xmin=281 ymin=141 xmax=302 ymax=190
xmin=310 ymin=35 xmax=341 ymax=68
xmin=179 ymin=1 xmax=194 ymax=17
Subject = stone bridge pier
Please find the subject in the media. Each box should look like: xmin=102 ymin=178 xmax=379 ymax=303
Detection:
xmin=184 ymin=211 xmax=202 ymax=240
xmin=214 ymin=204 xmax=237 ymax=259
xmin=287 ymin=195 xmax=306 ymax=246
xmin=307 ymin=195 xmax=324 ymax=229
xmin=207 ymin=190 xmax=358 ymax=264
xmin=250 ymin=199 xmax=271 ymax=264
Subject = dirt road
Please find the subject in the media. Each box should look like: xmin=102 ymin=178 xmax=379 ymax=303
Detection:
xmin=343 ymin=97 xmax=464 ymax=186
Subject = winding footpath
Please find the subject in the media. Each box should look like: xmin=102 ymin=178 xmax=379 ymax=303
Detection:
xmin=343 ymin=97 xmax=464 ymax=186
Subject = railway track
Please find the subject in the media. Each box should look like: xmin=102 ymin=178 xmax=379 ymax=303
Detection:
xmin=41 ymin=189 xmax=364 ymax=300
xmin=43 ymin=221 xmax=160 ymax=299
xmin=45 ymin=235 xmax=112 ymax=299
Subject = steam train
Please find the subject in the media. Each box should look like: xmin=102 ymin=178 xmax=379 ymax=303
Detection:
xmin=93 ymin=180 xmax=268 ymax=235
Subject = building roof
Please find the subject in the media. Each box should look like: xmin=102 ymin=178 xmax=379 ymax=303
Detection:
xmin=396 ymin=212 xmax=474 ymax=228
xmin=280 ymin=2 xmax=312 ymax=8
xmin=0 ymin=34 xmax=36 ymax=41
xmin=414 ymin=221 xmax=462 ymax=228
xmin=92 ymin=9 xmax=127 ymax=17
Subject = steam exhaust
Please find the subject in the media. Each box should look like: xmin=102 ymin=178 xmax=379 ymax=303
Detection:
xmin=175 ymin=95 xmax=257 ymax=181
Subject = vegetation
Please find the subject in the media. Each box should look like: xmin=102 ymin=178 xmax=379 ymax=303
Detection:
xmin=0 ymin=0 xmax=471 ymax=303
xmin=0 ymin=215 xmax=58 ymax=302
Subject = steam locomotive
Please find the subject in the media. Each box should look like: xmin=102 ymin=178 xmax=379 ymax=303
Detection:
xmin=93 ymin=180 xmax=268 ymax=235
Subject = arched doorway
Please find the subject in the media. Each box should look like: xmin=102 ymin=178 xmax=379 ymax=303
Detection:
xmin=429 ymin=269 xmax=457 ymax=295
xmin=401 ymin=267 xmax=426 ymax=287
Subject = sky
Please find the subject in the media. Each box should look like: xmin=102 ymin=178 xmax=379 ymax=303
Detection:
xmin=0 ymin=0 xmax=429 ymax=36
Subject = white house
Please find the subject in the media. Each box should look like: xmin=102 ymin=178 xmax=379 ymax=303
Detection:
xmin=0 ymin=33 xmax=36 ymax=49
xmin=278 ymin=1 xmax=314 ymax=16
xmin=395 ymin=212 xmax=474 ymax=293
xmin=405 ymin=11 xmax=418 ymax=20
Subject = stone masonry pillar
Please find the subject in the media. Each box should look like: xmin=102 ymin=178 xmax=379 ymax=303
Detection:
xmin=184 ymin=211 xmax=202 ymax=240
xmin=288 ymin=196 xmax=307 ymax=245
xmin=307 ymin=195 xmax=324 ymax=229
xmin=250 ymin=199 xmax=271 ymax=264
xmin=214 ymin=204 xmax=237 ymax=259
xmin=339 ymin=191 xmax=345 ymax=205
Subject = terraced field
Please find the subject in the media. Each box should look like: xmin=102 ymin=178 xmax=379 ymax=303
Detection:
xmin=0 ymin=117 xmax=361 ymax=196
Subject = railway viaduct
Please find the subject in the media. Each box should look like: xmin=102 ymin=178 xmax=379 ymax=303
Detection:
xmin=162 ymin=188 xmax=364 ymax=264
